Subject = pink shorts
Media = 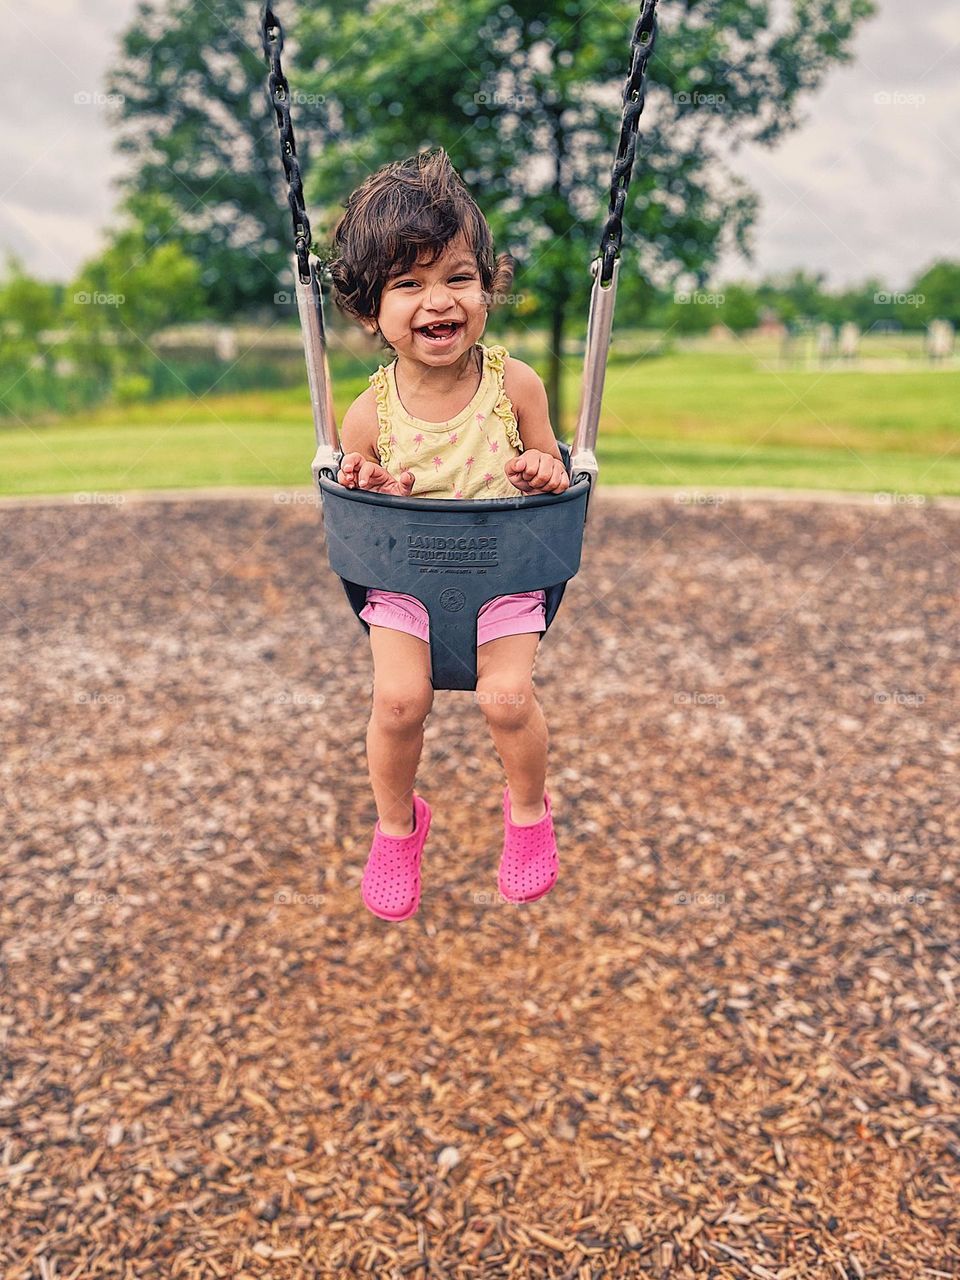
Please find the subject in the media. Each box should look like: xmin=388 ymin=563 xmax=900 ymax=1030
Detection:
xmin=360 ymin=587 xmax=547 ymax=646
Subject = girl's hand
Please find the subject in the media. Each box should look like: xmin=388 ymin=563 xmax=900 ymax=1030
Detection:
xmin=504 ymin=450 xmax=570 ymax=495
xmin=337 ymin=452 xmax=416 ymax=497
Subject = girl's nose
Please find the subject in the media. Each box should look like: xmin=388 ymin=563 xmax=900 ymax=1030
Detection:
xmin=425 ymin=281 xmax=454 ymax=308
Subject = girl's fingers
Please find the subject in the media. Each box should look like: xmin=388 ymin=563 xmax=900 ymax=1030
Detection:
xmin=359 ymin=461 xmax=389 ymax=489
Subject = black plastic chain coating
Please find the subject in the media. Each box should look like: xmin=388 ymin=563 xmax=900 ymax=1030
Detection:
xmin=260 ymin=6 xmax=312 ymax=283
xmin=598 ymin=0 xmax=659 ymax=286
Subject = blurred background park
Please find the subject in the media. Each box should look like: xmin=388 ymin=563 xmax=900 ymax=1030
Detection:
xmin=2 ymin=0 xmax=958 ymax=496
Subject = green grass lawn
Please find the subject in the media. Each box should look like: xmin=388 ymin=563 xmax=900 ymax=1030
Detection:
xmin=3 ymin=345 xmax=959 ymax=497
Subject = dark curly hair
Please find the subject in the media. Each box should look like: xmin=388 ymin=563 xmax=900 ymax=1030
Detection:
xmin=325 ymin=148 xmax=513 ymax=348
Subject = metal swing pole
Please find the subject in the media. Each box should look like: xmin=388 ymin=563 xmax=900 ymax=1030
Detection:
xmin=571 ymin=0 xmax=659 ymax=521
xmin=261 ymin=7 xmax=340 ymax=485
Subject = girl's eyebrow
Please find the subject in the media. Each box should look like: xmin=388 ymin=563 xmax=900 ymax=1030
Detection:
xmin=388 ymin=257 xmax=477 ymax=279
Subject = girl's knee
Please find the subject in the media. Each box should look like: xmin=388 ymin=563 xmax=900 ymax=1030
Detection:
xmin=474 ymin=678 xmax=534 ymax=728
xmin=371 ymin=682 xmax=433 ymax=731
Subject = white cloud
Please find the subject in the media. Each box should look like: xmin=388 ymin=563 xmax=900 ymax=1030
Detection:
xmin=714 ymin=0 xmax=960 ymax=288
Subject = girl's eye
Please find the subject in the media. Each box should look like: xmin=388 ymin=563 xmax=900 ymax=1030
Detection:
xmin=394 ymin=275 xmax=475 ymax=288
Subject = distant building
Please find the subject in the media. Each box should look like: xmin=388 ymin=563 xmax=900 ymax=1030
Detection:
xmin=756 ymin=307 xmax=786 ymax=339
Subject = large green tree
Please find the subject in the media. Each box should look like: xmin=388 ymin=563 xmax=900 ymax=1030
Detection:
xmin=297 ymin=0 xmax=874 ymax=424
xmin=108 ymin=0 xmax=875 ymax=425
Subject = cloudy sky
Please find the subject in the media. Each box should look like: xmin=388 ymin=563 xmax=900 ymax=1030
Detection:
xmin=2 ymin=0 xmax=957 ymax=291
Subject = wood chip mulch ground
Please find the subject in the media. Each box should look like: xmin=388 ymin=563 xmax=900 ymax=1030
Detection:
xmin=0 ymin=490 xmax=957 ymax=1280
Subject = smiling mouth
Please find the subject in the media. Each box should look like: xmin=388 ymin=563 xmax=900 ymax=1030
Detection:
xmin=416 ymin=321 xmax=463 ymax=342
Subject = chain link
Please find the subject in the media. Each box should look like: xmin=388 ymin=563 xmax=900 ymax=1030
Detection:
xmin=598 ymin=0 xmax=659 ymax=286
xmin=260 ymin=6 xmax=312 ymax=283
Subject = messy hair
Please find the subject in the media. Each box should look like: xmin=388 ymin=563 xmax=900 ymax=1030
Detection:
xmin=326 ymin=148 xmax=513 ymax=345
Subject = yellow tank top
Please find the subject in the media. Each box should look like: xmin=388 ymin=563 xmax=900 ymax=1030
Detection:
xmin=369 ymin=342 xmax=524 ymax=500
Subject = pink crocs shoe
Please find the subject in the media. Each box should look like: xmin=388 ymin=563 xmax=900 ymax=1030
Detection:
xmin=498 ymin=786 xmax=559 ymax=904
xmin=361 ymin=792 xmax=432 ymax=922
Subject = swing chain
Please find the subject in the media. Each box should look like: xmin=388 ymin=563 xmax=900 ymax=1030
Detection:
xmin=598 ymin=0 xmax=659 ymax=287
xmin=260 ymin=6 xmax=313 ymax=284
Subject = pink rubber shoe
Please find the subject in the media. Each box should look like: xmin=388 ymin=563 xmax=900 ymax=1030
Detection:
xmin=361 ymin=792 xmax=432 ymax=921
xmin=498 ymin=786 xmax=559 ymax=904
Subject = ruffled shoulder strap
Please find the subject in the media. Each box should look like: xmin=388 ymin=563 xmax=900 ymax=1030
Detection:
xmin=483 ymin=344 xmax=523 ymax=451
xmin=368 ymin=363 xmax=393 ymax=466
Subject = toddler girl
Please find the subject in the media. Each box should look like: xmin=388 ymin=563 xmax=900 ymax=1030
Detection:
xmin=327 ymin=148 xmax=569 ymax=921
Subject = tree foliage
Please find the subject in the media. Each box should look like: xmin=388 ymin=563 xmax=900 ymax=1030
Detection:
xmin=107 ymin=0 xmax=308 ymax=315
xmin=67 ymin=193 xmax=207 ymax=376
xmin=294 ymin=0 xmax=875 ymax=419
xmin=104 ymin=0 xmax=877 ymax=420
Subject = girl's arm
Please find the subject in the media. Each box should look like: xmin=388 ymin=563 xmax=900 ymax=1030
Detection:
xmin=338 ymin=389 xmax=415 ymax=496
xmin=502 ymin=358 xmax=569 ymax=494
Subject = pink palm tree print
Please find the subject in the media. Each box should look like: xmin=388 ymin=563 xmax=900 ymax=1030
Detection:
xmin=448 ymin=431 xmax=458 ymax=444
xmin=413 ymin=432 xmax=424 ymax=452
xmin=453 ymin=488 xmax=464 ymax=499
xmin=488 ymin=439 xmax=499 ymax=453
xmin=482 ymin=472 xmax=494 ymax=488
xmin=465 ymin=455 xmax=475 ymax=472
xmin=475 ymin=411 xmax=486 ymax=430
xmin=432 ymin=455 xmax=443 ymax=471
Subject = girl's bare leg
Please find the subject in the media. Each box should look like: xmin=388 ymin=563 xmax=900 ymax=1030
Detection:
xmin=366 ymin=625 xmax=434 ymax=835
xmin=474 ymin=633 xmax=548 ymax=824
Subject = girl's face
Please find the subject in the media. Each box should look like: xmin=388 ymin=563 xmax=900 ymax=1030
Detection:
xmin=365 ymin=232 xmax=490 ymax=364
